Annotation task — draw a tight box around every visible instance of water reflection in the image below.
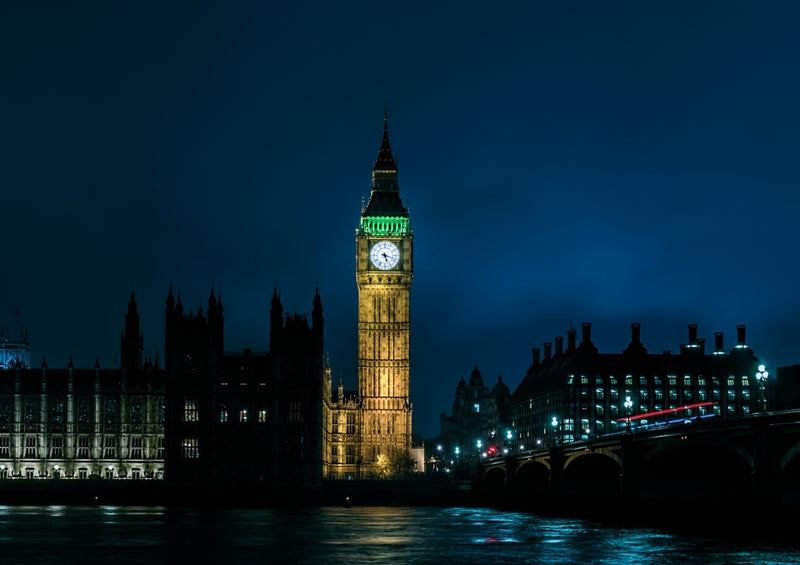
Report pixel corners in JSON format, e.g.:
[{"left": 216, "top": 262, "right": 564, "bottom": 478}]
[{"left": 0, "top": 505, "right": 797, "bottom": 564}]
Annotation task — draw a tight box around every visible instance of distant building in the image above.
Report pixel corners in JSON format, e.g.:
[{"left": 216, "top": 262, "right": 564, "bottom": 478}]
[
  {"left": 510, "top": 323, "right": 768, "bottom": 450},
  {"left": 0, "top": 325, "right": 30, "bottom": 370},
  {"left": 439, "top": 366, "right": 511, "bottom": 460}
]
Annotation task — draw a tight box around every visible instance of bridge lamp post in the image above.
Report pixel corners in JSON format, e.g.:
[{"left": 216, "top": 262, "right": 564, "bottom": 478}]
[
  {"left": 624, "top": 396, "right": 633, "bottom": 431},
  {"left": 756, "top": 364, "right": 769, "bottom": 412},
  {"left": 551, "top": 416, "right": 559, "bottom": 445}
]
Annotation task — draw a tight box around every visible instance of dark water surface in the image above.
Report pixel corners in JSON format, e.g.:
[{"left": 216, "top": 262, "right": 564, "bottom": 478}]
[{"left": 1, "top": 505, "right": 798, "bottom": 564}]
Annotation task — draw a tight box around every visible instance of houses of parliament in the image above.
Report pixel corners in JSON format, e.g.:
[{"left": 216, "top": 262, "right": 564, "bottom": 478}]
[{"left": 0, "top": 117, "right": 414, "bottom": 483}]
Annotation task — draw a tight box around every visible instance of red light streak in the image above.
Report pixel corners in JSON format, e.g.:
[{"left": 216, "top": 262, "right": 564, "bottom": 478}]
[{"left": 616, "top": 401, "right": 717, "bottom": 423}]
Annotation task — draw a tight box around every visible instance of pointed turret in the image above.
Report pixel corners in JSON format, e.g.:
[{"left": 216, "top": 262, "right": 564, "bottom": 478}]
[
  {"left": 363, "top": 111, "right": 409, "bottom": 218},
  {"left": 121, "top": 291, "right": 143, "bottom": 371}
]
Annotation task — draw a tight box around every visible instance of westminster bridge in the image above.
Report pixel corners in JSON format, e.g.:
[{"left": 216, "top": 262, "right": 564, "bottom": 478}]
[{"left": 476, "top": 410, "right": 800, "bottom": 506}]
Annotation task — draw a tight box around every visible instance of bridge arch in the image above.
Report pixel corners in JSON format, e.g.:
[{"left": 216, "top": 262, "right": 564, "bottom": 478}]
[
  {"left": 562, "top": 450, "right": 622, "bottom": 495},
  {"left": 483, "top": 466, "right": 506, "bottom": 489},
  {"left": 514, "top": 459, "right": 550, "bottom": 492},
  {"left": 638, "top": 438, "right": 752, "bottom": 501}
]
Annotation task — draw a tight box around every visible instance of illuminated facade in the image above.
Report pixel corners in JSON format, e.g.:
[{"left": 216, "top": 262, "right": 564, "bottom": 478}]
[
  {"left": 0, "top": 325, "right": 30, "bottom": 370},
  {"left": 510, "top": 323, "right": 768, "bottom": 450},
  {"left": 0, "top": 293, "right": 165, "bottom": 480},
  {"left": 323, "top": 115, "right": 414, "bottom": 478}
]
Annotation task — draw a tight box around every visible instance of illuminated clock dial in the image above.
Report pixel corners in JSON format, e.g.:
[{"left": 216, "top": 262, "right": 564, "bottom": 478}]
[{"left": 370, "top": 241, "right": 400, "bottom": 270}]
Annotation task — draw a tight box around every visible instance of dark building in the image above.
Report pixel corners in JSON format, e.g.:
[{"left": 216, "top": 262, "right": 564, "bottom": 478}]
[
  {"left": 510, "top": 322, "right": 768, "bottom": 450},
  {"left": 164, "top": 285, "right": 324, "bottom": 485}
]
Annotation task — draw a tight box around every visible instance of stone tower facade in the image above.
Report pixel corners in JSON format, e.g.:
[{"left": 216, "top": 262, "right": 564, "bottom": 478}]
[{"left": 354, "top": 114, "right": 413, "bottom": 475}]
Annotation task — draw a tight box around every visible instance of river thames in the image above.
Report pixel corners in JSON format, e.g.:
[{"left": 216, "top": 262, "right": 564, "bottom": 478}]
[{"left": 1, "top": 505, "right": 798, "bottom": 564}]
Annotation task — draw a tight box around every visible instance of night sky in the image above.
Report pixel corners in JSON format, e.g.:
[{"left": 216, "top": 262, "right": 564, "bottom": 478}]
[{"left": 2, "top": 2, "right": 799, "bottom": 438}]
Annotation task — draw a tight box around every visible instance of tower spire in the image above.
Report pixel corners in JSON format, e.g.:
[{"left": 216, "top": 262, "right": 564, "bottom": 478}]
[{"left": 363, "top": 110, "right": 407, "bottom": 217}]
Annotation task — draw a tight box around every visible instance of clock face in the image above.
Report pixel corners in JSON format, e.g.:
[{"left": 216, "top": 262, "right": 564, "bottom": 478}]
[{"left": 370, "top": 241, "right": 400, "bottom": 270}]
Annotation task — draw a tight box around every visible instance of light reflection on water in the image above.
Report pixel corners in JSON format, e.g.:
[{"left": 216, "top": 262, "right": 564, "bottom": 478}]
[{"left": 0, "top": 505, "right": 797, "bottom": 564}]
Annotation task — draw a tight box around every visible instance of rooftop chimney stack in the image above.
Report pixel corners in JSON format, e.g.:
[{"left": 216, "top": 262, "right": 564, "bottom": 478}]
[
  {"left": 582, "top": 322, "right": 592, "bottom": 344},
  {"left": 555, "top": 336, "right": 564, "bottom": 356},
  {"left": 532, "top": 347, "right": 540, "bottom": 366},
  {"left": 714, "top": 332, "right": 724, "bottom": 354},
  {"left": 544, "top": 342, "right": 552, "bottom": 361}
]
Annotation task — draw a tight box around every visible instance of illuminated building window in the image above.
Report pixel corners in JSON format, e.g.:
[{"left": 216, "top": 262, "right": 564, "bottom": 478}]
[
  {"left": 24, "top": 436, "right": 36, "bottom": 458},
  {"left": 158, "top": 401, "right": 166, "bottom": 424},
  {"left": 698, "top": 390, "right": 707, "bottom": 401},
  {"left": 332, "top": 413, "right": 339, "bottom": 434},
  {"left": 654, "top": 377, "right": 662, "bottom": 386},
  {"left": 0, "top": 435, "right": 9, "bottom": 457},
  {"left": 183, "top": 398, "right": 198, "bottom": 422},
  {"left": 684, "top": 389, "right": 692, "bottom": 401},
  {"left": 743, "top": 405, "right": 750, "bottom": 416},
  {"left": 130, "top": 436, "right": 143, "bottom": 459},
  {"left": 728, "top": 390, "right": 736, "bottom": 401},
  {"left": 698, "top": 377, "right": 706, "bottom": 386},
  {"left": 639, "top": 377, "right": 647, "bottom": 386},
  {"left": 727, "top": 377, "right": 736, "bottom": 387},
  {"left": 610, "top": 389, "right": 619, "bottom": 400},
  {"left": 654, "top": 390, "right": 663, "bottom": 401},
  {"left": 105, "top": 468, "right": 114, "bottom": 480},
  {"left": 609, "top": 377, "right": 618, "bottom": 385},
  {"left": 182, "top": 437, "right": 199, "bottom": 459},
  {"left": 78, "top": 436, "right": 90, "bottom": 458},
  {"left": 50, "top": 399, "right": 65, "bottom": 426},
  {"left": 669, "top": 390, "right": 678, "bottom": 401},
  {"left": 580, "top": 390, "right": 588, "bottom": 400},
  {"left": 668, "top": 377, "right": 677, "bottom": 386},
  {"left": 625, "top": 376, "right": 633, "bottom": 386},
  {"left": 346, "top": 413, "right": 356, "bottom": 435},
  {"left": 474, "top": 403, "right": 480, "bottom": 413},
  {"left": 258, "top": 409, "right": 268, "bottom": 423},
  {"left": 78, "top": 468, "right": 88, "bottom": 480},
  {"left": 713, "top": 389, "right": 721, "bottom": 401},
  {"left": 741, "top": 376, "right": 750, "bottom": 387},
  {"left": 580, "top": 376, "right": 589, "bottom": 385},
  {"left": 595, "top": 388, "right": 604, "bottom": 400},
  {"left": 239, "top": 409, "right": 248, "bottom": 423},
  {"left": 157, "top": 437, "right": 165, "bottom": 459},
  {"left": 104, "top": 436, "right": 117, "bottom": 458},
  {"left": 104, "top": 399, "right": 117, "bottom": 431},
  {"left": 595, "top": 404, "right": 604, "bottom": 416},
  {"left": 331, "top": 445, "right": 339, "bottom": 464},
  {"left": 50, "top": 436, "right": 63, "bottom": 458},
  {"left": 654, "top": 404, "right": 662, "bottom": 412},
  {"left": 131, "top": 401, "right": 143, "bottom": 432},
  {"left": 684, "top": 376, "right": 692, "bottom": 386},
  {"left": 131, "top": 468, "right": 141, "bottom": 480},
  {"left": 219, "top": 405, "right": 228, "bottom": 423},
  {"left": 26, "top": 468, "right": 34, "bottom": 479},
  {"left": 728, "top": 405, "right": 736, "bottom": 415},
  {"left": 610, "top": 405, "right": 619, "bottom": 416},
  {"left": 742, "top": 390, "right": 750, "bottom": 401},
  {"left": 640, "top": 389, "right": 648, "bottom": 400},
  {"left": 346, "top": 446, "right": 355, "bottom": 464}
]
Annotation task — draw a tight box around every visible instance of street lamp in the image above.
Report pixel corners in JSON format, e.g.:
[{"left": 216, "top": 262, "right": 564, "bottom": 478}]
[
  {"left": 624, "top": 396, "right": 633, "bottom": 431},
  {"left": 551, "top": 416, "right": 559, "bottom": 445},
  {"left": 756, "top": 364, "right": 769, "bottom": 412}
]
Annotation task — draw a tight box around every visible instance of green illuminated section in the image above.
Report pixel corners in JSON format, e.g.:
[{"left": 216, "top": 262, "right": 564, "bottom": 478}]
[{"left": 359, "top": 216, "right": 411, "bottom": 236}]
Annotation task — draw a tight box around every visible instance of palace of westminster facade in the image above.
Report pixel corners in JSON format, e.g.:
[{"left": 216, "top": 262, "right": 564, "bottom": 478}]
[{"left": 0, "top": 117, "right": 414, "bottom": 482}]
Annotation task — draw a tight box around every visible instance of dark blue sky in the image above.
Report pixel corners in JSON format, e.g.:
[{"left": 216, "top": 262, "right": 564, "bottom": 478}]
[{"left": 2, "top": 2, "right": 799, "bottom": 437}]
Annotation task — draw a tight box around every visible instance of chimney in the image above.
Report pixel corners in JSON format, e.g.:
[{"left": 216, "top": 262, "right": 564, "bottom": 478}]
[
  {"left": 555, "top": 336, "right": 564, "bottom": 356},
  {"left": 688, "top": 324, "right": 698, "bottom": 344},
  {"left": 631, "top": 323, "right": 641, "bottom": 344},
  {"left": 567, "top": 327, "right": 576, "bottom": 351},
  {"left": 532, "top": 348, "right": 540, "bottom": 366},
  {"left": 714, "top": 332, "right": 725, "bottom": 354},
  {"left": 737, "top": 325, "right": 747, "bottom": 347},
  {"left": 582, "top": 322, "right": 592, "bottom": 344},
  {"left": 544, "top": 342, "right": 552, "bottom": 361}
]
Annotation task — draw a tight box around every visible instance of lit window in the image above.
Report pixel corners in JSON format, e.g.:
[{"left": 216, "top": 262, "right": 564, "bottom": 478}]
[
  {"left": 258, "top": 409, "right": 268, "bottom": 423},
  {"left": 239, "top": 409, "right": 248, "bottom": 423},
  {"left": 183, "top": 398, "right": 198, "bottom": 422},
  {"left": 130, "top": 436, "right": 143, "bottom": 459},
  {"left": 24, "top": 436, "right": 36, "bottom": 458},
  {"left": 0, "top": 435, "right": 9, "bottom": 457},
  {"left": 50, "top": 436, "right": 63, "bottom": 458},
  {"left": 104, "top": 436, "right": 117, "bottom": 458},
  {"left": 78, "top": 436, "right": 90, "bottom": 458},
  {"left": 182, "top": 437, "right": 199, "bottom": 458},
  {"left": 219, "top": 406, "right": 228, "bottom": 423},
  {"left": 474, "top": 403, "right": 480, "bottom": 413}
]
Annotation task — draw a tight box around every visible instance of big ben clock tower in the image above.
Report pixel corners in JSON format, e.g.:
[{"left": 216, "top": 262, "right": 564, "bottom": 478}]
[{"left": 356, "top": 113, "right": 413, "bottom": 475}]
